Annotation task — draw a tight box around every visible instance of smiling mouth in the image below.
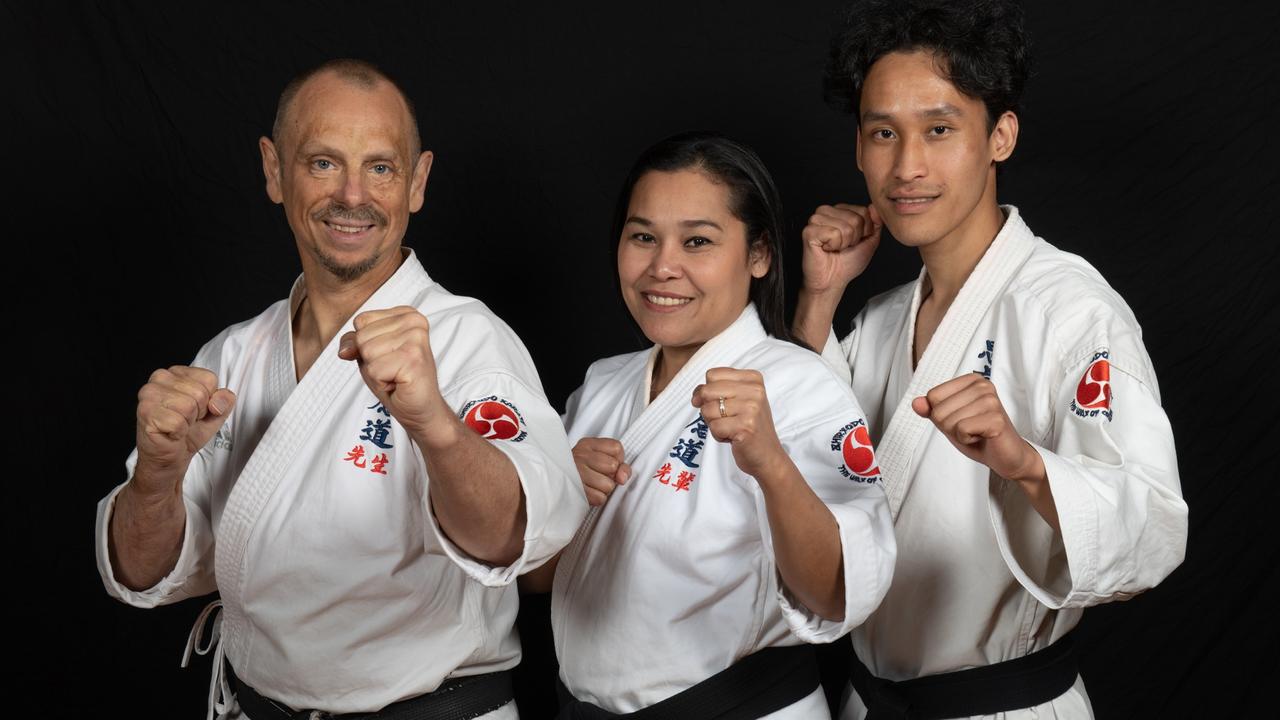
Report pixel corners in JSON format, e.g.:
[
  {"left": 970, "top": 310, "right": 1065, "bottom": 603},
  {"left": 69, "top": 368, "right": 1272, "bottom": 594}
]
[
  {"left": 325, "top": 221, "right": 374, "bottom": 234},
  {"left": 643, "top": 293, "right": 692, "bottom": 307}
]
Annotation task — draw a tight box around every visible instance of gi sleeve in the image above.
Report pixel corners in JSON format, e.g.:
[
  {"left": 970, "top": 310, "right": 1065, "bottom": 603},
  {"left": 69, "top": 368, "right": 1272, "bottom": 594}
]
[
  {"left": 424, "top": 369, "right": 588, "bottom": 588},
  {"left": 94, "top": 333, "right": 230, "bottom": 608},
  {"left": 94, "top": 450, "right": 219, "bottom": 607},
  {"left": 990, "top": 341, "right": 1188, "bottom": 609},
  {"left": 756, "top": 374, "right": 896, "bottom": 642},
  {"left": 819, "top": 318, "right": 861, "bottom": 387}
]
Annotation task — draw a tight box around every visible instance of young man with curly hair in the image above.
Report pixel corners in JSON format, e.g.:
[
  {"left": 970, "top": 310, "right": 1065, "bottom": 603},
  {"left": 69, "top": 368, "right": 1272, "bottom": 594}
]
[{"left": 793, "top": 2, "right": 1188, "bottom": 717}]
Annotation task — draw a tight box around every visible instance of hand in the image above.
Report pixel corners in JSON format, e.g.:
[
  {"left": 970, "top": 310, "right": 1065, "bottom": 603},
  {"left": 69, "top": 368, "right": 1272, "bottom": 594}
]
[
  {"left": 912, "top": 374, "right": 1044, "bottom": 483},
  {"left": 692, "top": 367, "right": 788, "bottom": 482},
  {"left": 572, "top": 437, "right": 630, "bottom": 507},
  {"left": 134, "top": 366, "right": 236, "bottom": 495},
  {"left": 800, "top": 203, "right": 882, "bottom": 295},
  {"left": 338, "top": 306, "right": 450, "bottom": 443}
]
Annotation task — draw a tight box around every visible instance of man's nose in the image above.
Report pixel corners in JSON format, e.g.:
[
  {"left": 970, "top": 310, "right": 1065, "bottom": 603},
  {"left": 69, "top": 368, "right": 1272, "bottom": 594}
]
[
  {"left": 336, "top": 168, "right": 370, "bottom": 207},
  {"left": 893, "top": 136, "right": 928, "bottom": 182}
]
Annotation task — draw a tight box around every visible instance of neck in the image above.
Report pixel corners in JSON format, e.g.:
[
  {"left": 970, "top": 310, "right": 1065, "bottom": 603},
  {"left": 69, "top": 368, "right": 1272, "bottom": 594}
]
[
  {"left": 652, "top": 344, "right": 698, "bottom": 399},
  {"left": 919, "top": 185, "right": 1005, "bottom": 306},
  {"left": 294, "top": 249, "right": 405, "bottom": 350}
]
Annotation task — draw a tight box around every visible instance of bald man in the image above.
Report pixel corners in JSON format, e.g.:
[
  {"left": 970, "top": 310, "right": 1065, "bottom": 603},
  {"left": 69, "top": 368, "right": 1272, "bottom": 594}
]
[{"left": 95, "top": 59, "right": 587, "bottom": 720}]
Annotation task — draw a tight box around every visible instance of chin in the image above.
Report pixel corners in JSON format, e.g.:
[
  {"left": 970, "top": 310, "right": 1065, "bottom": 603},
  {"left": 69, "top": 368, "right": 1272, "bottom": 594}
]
[{"left": 315, "top": 246, "right": 383, "bottom": 282}]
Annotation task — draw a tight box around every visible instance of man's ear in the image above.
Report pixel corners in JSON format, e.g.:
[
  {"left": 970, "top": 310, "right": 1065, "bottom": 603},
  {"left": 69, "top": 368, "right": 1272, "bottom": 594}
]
[
  {"left": 855, "top": 123, "right": 864, "bottom": 172},
  {"left": 260, "top": 136, "right": 284, "bottom": 205},
  {"left": 990, "top": 111, "right": 1019, "bottom": 163},
  {"left": 409, "top": 150, "right": 434, "bottom": 214}
]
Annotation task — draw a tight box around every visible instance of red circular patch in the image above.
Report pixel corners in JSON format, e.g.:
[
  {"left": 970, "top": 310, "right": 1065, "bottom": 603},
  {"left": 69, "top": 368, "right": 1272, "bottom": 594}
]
[
  {"left": 1075, "top": 359, "right": 1112, "bottom": 410},
  {"left": 842, "top": 426, "right": 880, "bottom": 477},
  {"left": 464, "top": 401, "right": 521, "bottom": 440}
]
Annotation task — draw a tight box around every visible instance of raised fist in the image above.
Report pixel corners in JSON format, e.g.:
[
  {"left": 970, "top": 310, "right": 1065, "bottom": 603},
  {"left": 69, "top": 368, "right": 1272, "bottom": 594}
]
[{"left": 134, "top": 366, "right": 235, "bottom": 494}]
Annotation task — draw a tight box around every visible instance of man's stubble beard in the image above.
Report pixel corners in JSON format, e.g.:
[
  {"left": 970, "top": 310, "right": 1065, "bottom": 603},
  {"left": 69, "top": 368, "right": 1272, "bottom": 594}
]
[{"left": 312, "top": 243, "right": 383, "bottom": 282}]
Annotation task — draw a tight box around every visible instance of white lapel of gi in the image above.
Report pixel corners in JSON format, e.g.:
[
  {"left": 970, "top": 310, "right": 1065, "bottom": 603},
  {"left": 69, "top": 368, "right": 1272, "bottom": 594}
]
[
  {"left": 876, "top": 207, "right": 1037, "bottom": 521},
  {"left": 213, "top": 251, "right": 434, "bottom": 660}
]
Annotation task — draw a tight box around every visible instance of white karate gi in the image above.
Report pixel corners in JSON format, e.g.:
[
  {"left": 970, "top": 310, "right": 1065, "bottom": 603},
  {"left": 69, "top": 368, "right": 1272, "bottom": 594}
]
[
  {"left": 821, "top": 208, "right": 1188, "bottom": 719},
  {"left": 553, "top": 305, "right": 897, "bottom": 718},
  {"left": 94, "top": 250, "right": 587, "bottom": 718}
]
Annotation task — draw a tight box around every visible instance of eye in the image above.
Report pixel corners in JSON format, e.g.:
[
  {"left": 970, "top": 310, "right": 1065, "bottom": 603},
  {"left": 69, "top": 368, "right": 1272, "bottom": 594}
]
[
  {"left": 929, "top": 125, "right": 951, "bottom": 136},
  {"left": 873, "top": 128, "right": 895, "bottom": 140},
  {"left": 313, "top": 159, "right": 334, "bottom": 170},
  {"left": 371, "top": 164, "right": 392, "bottom": 175},
  {"left": 630, "top": 232, "right": 656, "bottom": 243},
  {"left": 685, "top": 236, "right": 712, "bottom": 248}
]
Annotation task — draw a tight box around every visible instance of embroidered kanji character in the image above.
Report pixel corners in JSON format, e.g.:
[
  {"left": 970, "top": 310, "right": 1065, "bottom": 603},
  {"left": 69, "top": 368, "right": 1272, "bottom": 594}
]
[
  {"left": 360, "top": 418, "right": 395, "bottom": 449},
  {"left": 653, "top": 462, "right": 673, "bottom": 485},
  {"left": 669, "top": 438, "right": 704, "bottom": 468},
  {"left": 342, "top": 445, "right": 367, "bottom": 468},
  {"left": 674, "top": 470, "right": 695, "bottom": 492},
  {"left": 370, "top": 453, "right": 390, "bottom": 475},
  {"left": 685, "top": 416, "right": 710, "bottom": 440},
  {"left": 367, "top": 402, "right": 391, "bottom": 416}
]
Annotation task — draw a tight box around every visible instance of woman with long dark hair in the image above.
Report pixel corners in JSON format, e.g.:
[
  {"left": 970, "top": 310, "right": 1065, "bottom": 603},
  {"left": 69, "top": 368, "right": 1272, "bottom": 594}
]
[{"left": 525, "top": 132, "right": 896, "bottom": 718}]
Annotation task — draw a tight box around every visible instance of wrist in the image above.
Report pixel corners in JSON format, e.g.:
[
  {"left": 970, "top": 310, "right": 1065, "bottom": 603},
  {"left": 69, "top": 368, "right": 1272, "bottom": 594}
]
[
  {"left": 751, "top": 449, "right": 798, "bottom": 494},
  {"left": 1006, "top": 441, "right": 1047, "bottom": 485},
  {"left": 127, "top": 461, "right": 186, "bottom": 504},
  {"left": 411, "top": 403, "right": 467, "bottom": 452},
  {"left": 797, "top": 286, "right": 845, "bottom": 310}
]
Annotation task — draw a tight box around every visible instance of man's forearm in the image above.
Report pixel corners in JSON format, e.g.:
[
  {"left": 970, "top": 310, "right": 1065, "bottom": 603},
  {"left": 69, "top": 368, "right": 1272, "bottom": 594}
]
[
  {"left": 793, "top": 289, "right": 844, "bottom": 351},
  {"left": 418, "top": 417, "right": 527, "bottom": 566},
  {"left": 108, "top": 477, "right": 187, "bottom": 591}
]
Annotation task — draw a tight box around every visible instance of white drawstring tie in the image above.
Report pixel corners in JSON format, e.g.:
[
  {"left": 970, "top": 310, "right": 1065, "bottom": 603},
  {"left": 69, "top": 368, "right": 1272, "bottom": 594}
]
[{"left": 181, "top": 600, "right": 233, "bottom": 720}]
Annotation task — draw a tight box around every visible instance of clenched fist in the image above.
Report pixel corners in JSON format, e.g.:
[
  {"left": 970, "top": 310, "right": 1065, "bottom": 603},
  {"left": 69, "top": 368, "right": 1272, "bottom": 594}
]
[
  {"left": 572, "top": 437, "right": 631, "bottom": 507},
  {"left": 801, "top": 203, "right": 882, "bottom": 295},
  {"left": 134, "top": 366, "right": 236, "bottom": 494},
  {"left": 912, "top": 374, "right": 1044, "bottom": 483},
  {"left": 691, "top": 367, "right": 788, "bottom": 482},
  {"left": 338, "top": 306, "right": 451, "bottom": 444}
]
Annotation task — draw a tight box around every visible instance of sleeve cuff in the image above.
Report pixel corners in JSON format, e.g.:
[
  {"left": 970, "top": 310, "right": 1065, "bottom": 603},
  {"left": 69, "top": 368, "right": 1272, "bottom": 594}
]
[
  {"left": 776, "top": 497, "right": 897, "bottom": 643},
  {"left": 988, "top": 442, "right": 1100, "bottom": 609},
  {"left": 424, "top": 440, "right": 585, "bottom": 588},
  {"left": 819, "top": 328, "right": 853, "bottom": 385},
  {"left": 95, "top": 482, "right": 205, "bottom": 608}
]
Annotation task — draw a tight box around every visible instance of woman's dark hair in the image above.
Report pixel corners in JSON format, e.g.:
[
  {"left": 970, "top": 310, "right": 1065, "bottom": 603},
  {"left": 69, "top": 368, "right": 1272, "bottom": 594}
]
[
  {"left": 611, "top": 131, "right": 803, "bottom": 347},
  {"left": 824, "top": 0, "right": 1030, "bottom": 129}
]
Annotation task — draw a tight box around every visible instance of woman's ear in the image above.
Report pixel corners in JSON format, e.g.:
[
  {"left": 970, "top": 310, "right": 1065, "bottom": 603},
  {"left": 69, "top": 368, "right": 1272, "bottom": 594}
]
[{"left": 749, "top": 237, "right": 772, "bottom": 279}]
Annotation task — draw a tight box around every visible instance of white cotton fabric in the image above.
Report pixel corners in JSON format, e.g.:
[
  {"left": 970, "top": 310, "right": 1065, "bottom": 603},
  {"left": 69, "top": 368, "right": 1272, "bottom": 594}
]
[
  {"left": 822, "top": 207, "right": 1187, "bottom": 719},
  {"left": 554, "top": 305, "right": 897, "bottom": 717},
  {"left": 95, "top": 250, "right": 587, "bottom": 715}
]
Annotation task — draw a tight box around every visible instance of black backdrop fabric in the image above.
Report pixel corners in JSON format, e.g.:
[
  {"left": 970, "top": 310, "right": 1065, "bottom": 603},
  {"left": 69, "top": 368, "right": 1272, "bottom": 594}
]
[{"left": 8, "top": 1, "right": 1276, "bottom": 717}]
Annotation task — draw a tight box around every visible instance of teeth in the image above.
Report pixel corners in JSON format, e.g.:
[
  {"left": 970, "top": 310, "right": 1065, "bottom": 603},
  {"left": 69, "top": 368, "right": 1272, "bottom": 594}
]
[
  {"left": 329, "top": 224, "right": 370, "bottom": 234},
  {"left": 645, "top": 294, "right": 691, "bottom": 307},
  {"left": 896, "top": 198, "right": 933, "bottom": 204}
]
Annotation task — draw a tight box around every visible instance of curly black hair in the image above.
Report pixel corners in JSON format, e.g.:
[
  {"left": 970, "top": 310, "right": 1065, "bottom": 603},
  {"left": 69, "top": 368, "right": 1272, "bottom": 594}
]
[{"left": 824, "top": 0, "right": 1030, "bottom": 128}]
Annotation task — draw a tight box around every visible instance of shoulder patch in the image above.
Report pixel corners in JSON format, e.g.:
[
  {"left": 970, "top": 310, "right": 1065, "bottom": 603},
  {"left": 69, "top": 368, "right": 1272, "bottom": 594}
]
[
  {"left": 460, "top": 396, "right": 528, "bottom": 442},
  {"left": 831, "top": 419, "right": 881, "bottom": 483},
  {"left": 1070, "top": 351, "right": 1114, "bottom": 421}
]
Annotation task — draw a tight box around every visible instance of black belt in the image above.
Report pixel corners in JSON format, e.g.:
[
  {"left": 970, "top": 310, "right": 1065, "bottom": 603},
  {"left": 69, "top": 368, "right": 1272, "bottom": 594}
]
[
  {"left": 229, "top": 664, "right": 513, "bottom": 720},
  {"left": 556, "top": 644, "right": 819, "bottom": 720},
  {"left": 849, "top": 634, "right": 1079, "bottom": 720}
]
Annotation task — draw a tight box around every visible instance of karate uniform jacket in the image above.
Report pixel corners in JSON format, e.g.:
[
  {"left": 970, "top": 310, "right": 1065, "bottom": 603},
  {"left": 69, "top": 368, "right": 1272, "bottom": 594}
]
[
  {"left": 95, "top": 250, "right": 587, "bottom": 716},
  {"left": 822, "top": 207, "right": 1188, "bottom": 719},
  {"left": 554, "top": 305, "right": 897, "bottom": 718}
]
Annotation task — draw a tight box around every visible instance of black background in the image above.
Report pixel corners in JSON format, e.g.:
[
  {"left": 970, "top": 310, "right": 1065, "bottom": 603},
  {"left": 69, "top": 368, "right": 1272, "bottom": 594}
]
[{"left": 9, "top": 1, "right": 1277, "bottom": 717}]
